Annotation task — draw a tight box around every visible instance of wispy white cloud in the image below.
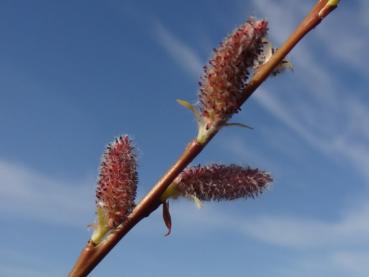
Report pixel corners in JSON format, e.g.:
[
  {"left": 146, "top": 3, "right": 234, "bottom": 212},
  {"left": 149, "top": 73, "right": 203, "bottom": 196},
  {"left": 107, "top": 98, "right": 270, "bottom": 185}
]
[
  {"left": 152, "top": 21, "right": 203, "bottom": 78},
  {"left": 0, "top": 160, "right": 94, "bottom": 227},
  {"left": 331, "top": 250, "right": 369, "bottom": 276},
  {"left": 254, "top": 89, "right": 329, "bottom": 151},
  {"left": 253, "top": 88, "right": 369, "bottom": 183},
  {"left": 272, "top": 250, "right": 369, "bottom": 277},
  {"left": 239, "top": 205, "right": 369, "bottom": 249},
  {"left": 168, "top": 197, "right": 369, "bottom": 277},
  {"left": 167, "top": 198, "right": 369, "bottom": 250},
  {"left": 250, "top": 0, "right": 310, "bottom": 43},
  {"left": 331, "top": 100, "right": 369, "bottom": 181},
  {"left": 317, "top": 3, "right": 369, "bottom": 72}
]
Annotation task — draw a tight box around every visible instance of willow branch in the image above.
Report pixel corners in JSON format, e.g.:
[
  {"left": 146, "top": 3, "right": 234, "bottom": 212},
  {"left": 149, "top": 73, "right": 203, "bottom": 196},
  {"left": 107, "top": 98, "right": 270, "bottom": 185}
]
[{"left": 68, "top": 1, "right": 339, "bottom": 276}]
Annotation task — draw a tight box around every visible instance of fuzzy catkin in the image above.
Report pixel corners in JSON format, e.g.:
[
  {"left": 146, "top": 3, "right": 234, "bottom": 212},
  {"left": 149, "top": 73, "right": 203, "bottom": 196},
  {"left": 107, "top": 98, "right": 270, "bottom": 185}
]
[
  {"left": 174, "top": 164, "right": 272, "bottom": 201},
  {"left": 96, "top": 136, "right": 137, "bottom": 228},
  {"left": 199, "top": 18, "right": 268, "bottom": 126}
]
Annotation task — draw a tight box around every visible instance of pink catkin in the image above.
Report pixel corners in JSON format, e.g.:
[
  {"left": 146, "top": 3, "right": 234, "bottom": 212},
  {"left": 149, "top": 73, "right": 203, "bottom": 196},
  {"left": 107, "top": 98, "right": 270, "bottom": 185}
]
[
  {"left": 199, "top": 18, "right": 268, "bottom": 126},
  {"left": 96, "top": 136, "right": 137, "bottom": 228},
  {"left": 174, "top": 164, "right": 272, "bottom": 201}
]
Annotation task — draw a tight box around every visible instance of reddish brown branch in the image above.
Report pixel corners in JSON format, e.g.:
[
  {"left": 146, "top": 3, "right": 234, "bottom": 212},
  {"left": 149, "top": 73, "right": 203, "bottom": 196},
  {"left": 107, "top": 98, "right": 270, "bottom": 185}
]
[{"left": 68, "top": 1, "right": 338, "bottom": 276}]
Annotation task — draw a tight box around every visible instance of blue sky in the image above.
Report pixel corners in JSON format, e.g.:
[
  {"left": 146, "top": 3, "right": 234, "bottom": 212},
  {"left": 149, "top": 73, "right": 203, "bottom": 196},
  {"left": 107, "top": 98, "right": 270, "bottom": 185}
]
[{"left": 1, "top": 0, "right": 369, "bottom": 276}]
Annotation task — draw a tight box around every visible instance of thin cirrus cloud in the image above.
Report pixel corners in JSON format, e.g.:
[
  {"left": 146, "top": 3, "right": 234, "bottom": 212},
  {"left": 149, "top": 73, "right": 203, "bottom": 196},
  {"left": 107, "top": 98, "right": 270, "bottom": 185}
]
[
  {"left": 275, "top": 250, "right": 369, "bottom": 277},
  {"left": 331, "top": 251, "right": 369, "bottom": 276},
  {"left": 250, "top": 0, "right": 311, "bottom": 43},
  {"left": 239, "top": 88, "right": 369, "bottom": 184},
  {"left": 152, "top": 20, "right": 203, "bottom": 79},
  {"left": 239, "top": 206, "right": 369, "bottom": 249},
  {"left": 316, "top": 2, "right": 369, "bottom": 72},
  {"left": 170, "top": 199, "right": 369, "bottom": 249},
  {"left": 0, "top": 159, "right": 94, "bottom": 227},
  {"left": 168, "top": 201, "right": 369, "bottom": 276}
]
